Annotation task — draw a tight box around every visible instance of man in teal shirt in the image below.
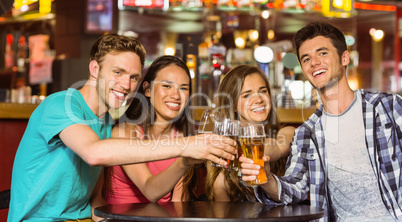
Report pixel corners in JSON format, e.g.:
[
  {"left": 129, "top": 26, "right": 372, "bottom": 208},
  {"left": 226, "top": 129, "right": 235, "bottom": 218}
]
[{"left": 8, "top": 34, "right": 236, "bottom": 221}]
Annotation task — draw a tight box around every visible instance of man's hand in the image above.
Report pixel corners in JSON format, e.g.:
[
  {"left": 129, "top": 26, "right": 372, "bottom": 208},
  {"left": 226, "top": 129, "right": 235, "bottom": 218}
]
[
  {"left": 240, "top": 155, "right": 280, "bottom": 202},
  {"left": 181, "top": 133, "right": 236, "bottom": 167}
]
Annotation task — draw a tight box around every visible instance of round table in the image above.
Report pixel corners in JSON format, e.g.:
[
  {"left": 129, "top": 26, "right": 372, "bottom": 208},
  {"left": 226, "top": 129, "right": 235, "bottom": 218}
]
[{"left": 95, "top": 201, "right": 325, "bottom": 221}]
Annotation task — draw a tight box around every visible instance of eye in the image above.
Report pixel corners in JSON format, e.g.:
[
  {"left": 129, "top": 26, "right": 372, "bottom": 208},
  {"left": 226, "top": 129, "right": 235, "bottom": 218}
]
[
  {"left": 114, "top": 71, "right": 121, "bottom": 75},
  {"left": 320, "top": 51, "right": 328, "bottom": 56},
  {"left": 260, "top": 89, "right": 268, "bottom": 94},
  {"left": 302, "top": 58, "right": 310, "bottom": 64},
  {"left": 180, "top": 87, "right": 189, "bottom": 91},
  {"left": 243, "top": 94, "right": 251, "bottom": 98},
  {"left": 162, "top": 84, "right": 171, "bottom": 89},
  {"left": 130, "top": 75, "right": 140, "bottom": 82}
]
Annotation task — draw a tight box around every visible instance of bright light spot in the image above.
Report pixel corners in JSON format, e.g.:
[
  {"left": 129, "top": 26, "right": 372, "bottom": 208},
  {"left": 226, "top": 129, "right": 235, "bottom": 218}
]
[
  {"left": 20, "top": 5, "right": 29, "bottom": 12},
  {"left": 348, "top": 77, "right": 358, "bottom": 90},
  {"left": 254, "top": 46, "right": 274, "bottom": 63},
  {"left": 190, "top": 70, "right": 195, "bottom": 79},
  {"left": 165, "top": 47, "right": 175, "bottom": 55},
  {"left": 235, "top": 37, "right": 245, "bottom": 48},
  {"left": 250, "top": 30, "right": 259, "bottom": 41},
  {"left": 333, "top": 0, "right": 343, "bottom": 8},
  {"left": 289, "top": 80, "right": 304, "bottom": 100},
  {"left": 261, "top": 10, "right": 270, "bottom": 19},
  {"left": 267, "top": 30, "right": 275, "bottom": 40},
  {"left": 373, "top": 29, "right": 384, "bottom": 41},
  {"left": 369, "top": 28, "right": 376, "bottom": 36}
]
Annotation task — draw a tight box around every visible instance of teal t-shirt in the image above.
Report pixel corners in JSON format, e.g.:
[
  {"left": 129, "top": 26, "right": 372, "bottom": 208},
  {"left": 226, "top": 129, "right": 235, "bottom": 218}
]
[{"left": 8, "top": 88, "right": 113, "bottom": 222}]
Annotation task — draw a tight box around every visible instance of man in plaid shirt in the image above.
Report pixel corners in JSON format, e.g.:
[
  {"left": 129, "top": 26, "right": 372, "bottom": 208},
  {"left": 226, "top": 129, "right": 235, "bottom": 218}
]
[{"left": 240, "top": 22, "right": 402, "bottom": 221}]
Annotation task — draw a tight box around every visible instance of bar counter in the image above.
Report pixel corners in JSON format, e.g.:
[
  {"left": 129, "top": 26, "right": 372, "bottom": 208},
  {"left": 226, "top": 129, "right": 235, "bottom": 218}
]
[
  {"left": 0, "top": 102, "right": 39, "bottom": 119},
  {"left": 192, "top": 106, "right": 317, "bottom": 125},
  {"left": 0, "top": 103, "right": 317, "bottom": 124}
]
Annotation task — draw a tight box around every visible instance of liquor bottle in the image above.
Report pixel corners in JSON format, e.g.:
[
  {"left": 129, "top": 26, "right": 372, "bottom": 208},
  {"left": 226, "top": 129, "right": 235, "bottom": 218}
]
[
  {"left": 198, "top": 35, "right": 211, "bottom": 106},
  {"left": 4, "top": 34, "right": 15, "bottom": 69},
  {"left": 209, "top": 34, "right": 226, "bottom": 98},
  {"left": 17, "top": 35, "right": 28, "bottom": 73}
]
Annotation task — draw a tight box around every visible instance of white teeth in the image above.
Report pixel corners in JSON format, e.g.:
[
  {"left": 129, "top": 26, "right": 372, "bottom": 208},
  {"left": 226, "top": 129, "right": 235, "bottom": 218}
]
[
  {"left": 166, "top": 102, "right": 179, "bottom": 107},
  {"left": 313, "top": 70, "right": 325, "bottom": 77},
  {"left": 112, "top": 90, "right": 124, "bottom": 97},
  {"left": 252, "top": 107, "right": 265, "bottom": 112}
]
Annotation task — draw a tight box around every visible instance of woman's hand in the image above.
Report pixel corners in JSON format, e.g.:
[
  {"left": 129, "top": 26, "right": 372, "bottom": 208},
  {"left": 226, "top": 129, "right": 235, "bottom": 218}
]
[{"left": 181, "top": 134, "right": 236, "bottom": 167}]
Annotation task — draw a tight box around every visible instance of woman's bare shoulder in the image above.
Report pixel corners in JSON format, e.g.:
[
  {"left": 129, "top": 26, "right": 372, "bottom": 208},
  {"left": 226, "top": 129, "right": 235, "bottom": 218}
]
[{"left": 112, "top": 122, "right": 143, "bottom": 139}]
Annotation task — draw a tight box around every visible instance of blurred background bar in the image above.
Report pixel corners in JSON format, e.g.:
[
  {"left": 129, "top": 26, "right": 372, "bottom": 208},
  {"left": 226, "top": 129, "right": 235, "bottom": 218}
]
[{"left": 1, "top": 0, "right": 402, "bottom": 219}]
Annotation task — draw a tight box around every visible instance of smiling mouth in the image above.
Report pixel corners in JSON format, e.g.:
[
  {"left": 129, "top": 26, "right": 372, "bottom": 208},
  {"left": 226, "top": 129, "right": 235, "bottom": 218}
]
[
  {"left": 251, "top": 106, "right": 265, "bottom": 112},
  {"left": 166, "top": 102, "right": 180, "bottom": 110},
  {"left": 313, "top": 69, "right": 326, "bottom": 77},
  {"left": 112, "top": 90, "right": 126, "bottom": 100}
]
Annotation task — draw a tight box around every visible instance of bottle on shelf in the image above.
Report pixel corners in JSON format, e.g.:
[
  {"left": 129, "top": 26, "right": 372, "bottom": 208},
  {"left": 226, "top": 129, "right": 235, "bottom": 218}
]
[
  {"left": 4, "top": 33, "right": 15, "bottom": 70},
  {"left": 17, "top": 35, "right": 28, "bottom": 73},
  {"left": 209, "top": 34, "right": 226, "bottom": 100},
  {"left": 198, "top": 35, "right": 212, "bottom": 106}
]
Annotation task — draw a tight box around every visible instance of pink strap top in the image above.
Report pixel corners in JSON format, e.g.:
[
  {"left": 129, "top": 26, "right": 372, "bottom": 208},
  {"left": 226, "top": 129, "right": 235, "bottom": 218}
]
[{"left": 105, "top": 126, "right": 178, "bottom": 204}]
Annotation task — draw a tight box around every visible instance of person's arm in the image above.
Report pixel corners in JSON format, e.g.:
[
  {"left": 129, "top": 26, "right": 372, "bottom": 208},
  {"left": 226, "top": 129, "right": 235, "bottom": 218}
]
[
  {"left": 122, "top": 157, "right": 199, "bottom": 202},
  {"left": 59, "top": 123, "right": 236, "bottom": 167},
  {"left": 90, "top": 169, "right": 106, "bottom": 222},
  {"left": 112, "top": 124, "right": 203, "bottom": 202},
  {"left": 264, "top": 126, "right": 295, "bottom": 162}
]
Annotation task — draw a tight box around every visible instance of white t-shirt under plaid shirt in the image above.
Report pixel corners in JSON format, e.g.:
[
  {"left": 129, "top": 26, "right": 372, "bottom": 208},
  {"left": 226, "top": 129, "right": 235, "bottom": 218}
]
[{"left": 323, "top": 92, "right": 394, "bottom": 221}]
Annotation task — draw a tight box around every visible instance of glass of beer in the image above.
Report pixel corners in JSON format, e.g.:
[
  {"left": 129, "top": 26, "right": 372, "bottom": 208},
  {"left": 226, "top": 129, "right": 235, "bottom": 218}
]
[
  {"left": 198, "top": 109, "right": 224, "bottom": 134},
  {"left": 239, "top": 123, "right": 267, "bottom": 185},
  {"left": 211, "top": 118, "right": 240, "bottom": 170}
]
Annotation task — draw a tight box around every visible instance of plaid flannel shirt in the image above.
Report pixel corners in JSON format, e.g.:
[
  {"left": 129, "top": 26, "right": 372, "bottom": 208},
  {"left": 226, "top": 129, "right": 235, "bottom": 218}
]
[{"left": 256, "top": 90, "right": 402, "bottom": 221}]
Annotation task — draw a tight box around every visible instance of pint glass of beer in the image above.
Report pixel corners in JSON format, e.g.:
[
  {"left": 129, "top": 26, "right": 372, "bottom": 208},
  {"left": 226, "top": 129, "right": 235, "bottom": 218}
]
[
  {"left": 239, "top": 123, "right": 267, "bottom": 185},
  {"left": 211, "top": 118, "right": 240, "bottom": 171}
]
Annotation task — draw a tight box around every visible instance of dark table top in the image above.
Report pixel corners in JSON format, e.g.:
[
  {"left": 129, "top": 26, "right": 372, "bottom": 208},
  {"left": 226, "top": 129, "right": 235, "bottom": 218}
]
[{"left": 95, "top": 201, "right": 325, "bottom": 222}]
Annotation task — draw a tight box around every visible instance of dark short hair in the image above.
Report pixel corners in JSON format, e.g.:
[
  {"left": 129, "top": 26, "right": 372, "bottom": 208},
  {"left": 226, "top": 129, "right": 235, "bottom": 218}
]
[{"left": 293, "top": 22, "right": 347, "bottom": 63}]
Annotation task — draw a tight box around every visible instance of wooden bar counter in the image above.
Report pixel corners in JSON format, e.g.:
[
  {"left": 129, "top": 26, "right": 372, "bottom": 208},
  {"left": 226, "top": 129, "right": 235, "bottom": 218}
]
[
  {"left": 0, "top": 102, "right": 39, "bottom": 119},
  {"left": 192, "top": 106, "right": 317, "bottom": 125}
]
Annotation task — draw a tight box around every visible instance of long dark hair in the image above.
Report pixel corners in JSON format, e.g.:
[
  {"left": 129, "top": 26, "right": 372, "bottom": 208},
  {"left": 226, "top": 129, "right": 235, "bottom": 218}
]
[
  {"left": 124, "top": 55, "right": 194, "bottom": 137},
  {"left": 103, "top": 55, "right": 200, "bottom": 201},
  {"left": 206, "top": 64, "right": 284, "bottom": 201}
]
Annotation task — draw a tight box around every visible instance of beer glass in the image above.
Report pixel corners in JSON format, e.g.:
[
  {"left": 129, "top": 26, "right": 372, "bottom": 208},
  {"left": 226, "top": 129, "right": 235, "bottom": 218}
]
[
  {"left": 211, "top": 118, "right": 240, "bottom": 171},
  {"left": 239, "top": 123, "right": 267, "bottom": 185},
  {"left": 197, "top": 109, "right": 224, "bottom": 134}
]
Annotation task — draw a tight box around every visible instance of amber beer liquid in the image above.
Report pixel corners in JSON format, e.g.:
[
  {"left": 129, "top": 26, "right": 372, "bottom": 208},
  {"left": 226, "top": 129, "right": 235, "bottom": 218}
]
[
  {"left": 229, "top": 135, "right": 241, "bottom": 171},
  {"left": 240, "top": 136, "right": 267, "bottom": 185}
]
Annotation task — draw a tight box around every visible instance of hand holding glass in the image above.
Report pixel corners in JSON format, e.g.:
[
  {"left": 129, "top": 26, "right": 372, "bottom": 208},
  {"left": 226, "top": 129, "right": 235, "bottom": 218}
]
[
  {"left": 239, "top": 123, "right": 267, "bottom": 185},
  {"left": 211, "top": 118, "right": 240, "bottom": 171}
]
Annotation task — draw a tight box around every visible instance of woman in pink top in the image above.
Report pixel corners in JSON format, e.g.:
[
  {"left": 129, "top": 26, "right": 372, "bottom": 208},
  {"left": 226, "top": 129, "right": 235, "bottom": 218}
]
[{"left": 91, "top": 56, "right": 204, "bottom": 220}]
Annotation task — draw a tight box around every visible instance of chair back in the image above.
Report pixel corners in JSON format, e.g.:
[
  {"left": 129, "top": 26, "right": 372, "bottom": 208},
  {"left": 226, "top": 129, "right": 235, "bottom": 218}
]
[{"left": 0, "top": 189, "right": 10, "bottom": 209}]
